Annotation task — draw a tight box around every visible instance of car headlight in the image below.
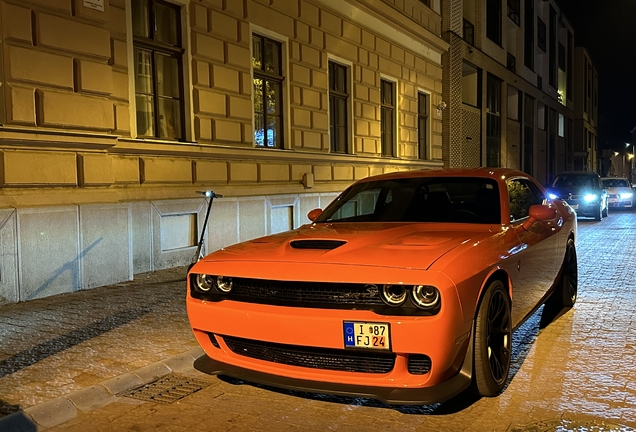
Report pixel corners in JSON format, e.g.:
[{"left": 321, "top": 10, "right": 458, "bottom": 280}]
[
  {"left": 215, "top": 276, "right": 233, "bottom": 293},
  {"left": 621, "top": 192, "right": 633, "bottom": 199},
  {"left": 194, "top": 274, "right": 214, "bottom": 292},
  {"left": 548, "top": 193, "right": 558, "bottom": 200},
  {"left": 583, "top": 194, "right": 597, "bottom": 202},
  {"left": 411, "top": 285, "right": 440, "bottom": 309},
  {"left": 380, "top": 284, "right": 408, "bottom": 306}
]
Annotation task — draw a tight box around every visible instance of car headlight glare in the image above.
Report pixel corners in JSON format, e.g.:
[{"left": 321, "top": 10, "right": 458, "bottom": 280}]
[
  {"left": 548, "top": 193, "right": 558, "bottom": 200},
  {"left": 215, "top": 276, "right": 233, "bottom": 293},
  {"left": 621, "top": 192, "right": 633, "bottom": 199},
  {"left": 583, "top": 194, "right": 597, "bottom": 202},
  {"left": 195, "top": 274, "right": 214, "bottom": 292},
  {"left": 381, "top": 284, "right": 407, "bottom": 306},
  {"left": 411, "top": 285, "right": 440, "bottom": 309}
]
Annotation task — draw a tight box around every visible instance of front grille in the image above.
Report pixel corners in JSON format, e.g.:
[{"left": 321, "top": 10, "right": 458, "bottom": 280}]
[
  {"left": 222, "top": 335, "right": 396, "bottom": 374},
  {"left": 290, "top": 240, "right": 346, "bottom": 250},
  {"left": 407, "top": 354, "right": 432, "bottom": 375},
  {"left": 208, "top": 333, "right": 220, "bottom": 348},
  {"left": 221, "top": 278, "right": 384, "bottom": 306}
]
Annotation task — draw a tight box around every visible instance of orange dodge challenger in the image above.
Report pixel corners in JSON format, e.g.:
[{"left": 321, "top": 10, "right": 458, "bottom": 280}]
[{"left": 187, "top": 168, "right": 577, "bottom": 404}]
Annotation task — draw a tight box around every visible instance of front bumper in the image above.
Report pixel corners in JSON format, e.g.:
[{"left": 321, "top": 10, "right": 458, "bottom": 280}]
[
  {"left": 193, "top": 340, "right": 473, "bottom": 405},
  {"left": 565, "top": 199, "right": 600, "bottom": 216},
  {"left": 186, "top": 270, "right": 473, "bottom": 404}
]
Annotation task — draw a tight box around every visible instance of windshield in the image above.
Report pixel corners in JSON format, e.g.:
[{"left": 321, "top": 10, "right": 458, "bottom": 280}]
[
  {"left": 552, "top": 174, "right": 597, "bottom": 189},
  {"left": 316, "top": 177, "right": 501, "bottom": 224},
  {"left": 602, "top": 179, "right": 629, "bottom": 188}
]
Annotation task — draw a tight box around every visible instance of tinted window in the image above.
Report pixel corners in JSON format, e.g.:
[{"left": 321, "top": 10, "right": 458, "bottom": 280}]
[
  {"left": 317, "top": 177, "right": 501, "bottom": 224},
  {"left": 552, "top": 174, "right": 598, "bottom": 189},
  {"left": 602, "top": 179, "right": 629, "bottom": 188},
  {"left": 507, "top": 178, "right": 545, "bottom": 221}
]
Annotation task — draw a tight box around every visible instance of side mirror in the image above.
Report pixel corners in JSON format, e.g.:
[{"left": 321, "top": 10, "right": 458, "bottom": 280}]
[
  {"left": 522, "top": 204, "right": 557, "bottom": 230},
  {"left": 307, "top": 208, "right": 323, "bottom": 222}
]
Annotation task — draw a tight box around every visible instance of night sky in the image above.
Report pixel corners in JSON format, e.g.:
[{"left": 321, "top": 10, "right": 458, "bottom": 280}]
[{"left": 556, "top": 0, "right": 636, "bottom": 151}]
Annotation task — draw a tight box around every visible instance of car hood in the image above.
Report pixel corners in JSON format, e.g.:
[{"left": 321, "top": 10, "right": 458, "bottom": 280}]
[{"left": 203, "top": 222, "right": 495, "bottom": 271}]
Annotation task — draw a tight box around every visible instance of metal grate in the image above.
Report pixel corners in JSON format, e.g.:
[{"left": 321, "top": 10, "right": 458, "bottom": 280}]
[
  {"left": 290, "top": 240, "right": 347, "bottom": 250},
  {"left": 120, "top": 373, "right": 211, "bottom": 404},
  {"left": 407, "top": 354, "right": 432, "bottom": 375},
  {"left": 223, "top": 335, "right": 396, "bottom": 374},
  {"left": 221, "top": 278, "right": 384, "bottom": 306}
]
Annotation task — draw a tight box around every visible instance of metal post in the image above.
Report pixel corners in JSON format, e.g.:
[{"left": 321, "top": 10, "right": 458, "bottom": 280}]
[{"left": 193, "top": 190, "right": 223, "bottom": 264}]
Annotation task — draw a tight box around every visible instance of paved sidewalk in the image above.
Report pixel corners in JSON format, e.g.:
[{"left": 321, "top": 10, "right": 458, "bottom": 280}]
[{"left": 0, "top": 265, "right": 201, "bottom": 428}]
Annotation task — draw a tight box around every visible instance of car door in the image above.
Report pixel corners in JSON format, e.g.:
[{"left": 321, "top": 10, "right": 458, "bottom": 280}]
[{"left": 507, "top": 178, "right": 561, "bottom": 324}]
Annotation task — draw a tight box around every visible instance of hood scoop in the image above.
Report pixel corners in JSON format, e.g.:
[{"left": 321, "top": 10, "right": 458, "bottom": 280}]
[{"left": 290, "top": 240, "right": 346, "bottom": 250}]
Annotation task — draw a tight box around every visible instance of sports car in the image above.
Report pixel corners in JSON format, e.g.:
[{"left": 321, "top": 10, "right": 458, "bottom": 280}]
[{"left": 187, "top": 168, "right": 577, "bottom": 404}]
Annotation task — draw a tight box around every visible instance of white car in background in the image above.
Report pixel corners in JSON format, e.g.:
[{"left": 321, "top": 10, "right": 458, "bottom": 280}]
[{"left": 601, "top": 177, "right": 634, "bottom": 209}]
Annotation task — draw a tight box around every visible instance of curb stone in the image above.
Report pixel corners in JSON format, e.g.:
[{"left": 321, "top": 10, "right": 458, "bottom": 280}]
[{"left": 0, "top": 347, "right": 205, "bottom": 430}]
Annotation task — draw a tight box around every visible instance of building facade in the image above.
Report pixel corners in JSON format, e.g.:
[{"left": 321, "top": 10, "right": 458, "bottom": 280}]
[
  {"left": 0, "top": 0, "right": 448, "bottom": 303},
  {"left": 441, "top": 0, "right": 595, "bottom": 185}
]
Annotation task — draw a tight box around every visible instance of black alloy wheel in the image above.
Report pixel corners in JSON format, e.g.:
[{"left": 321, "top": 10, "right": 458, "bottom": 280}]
[
  {"left": 473, "top": 280, "right": 512, "bottom": 397},
  {"left": 553, "top": 239, "right": 578, "bottom": 308},
  {"left": 594, "top": 203, "right": 602, "bottom": 221}
]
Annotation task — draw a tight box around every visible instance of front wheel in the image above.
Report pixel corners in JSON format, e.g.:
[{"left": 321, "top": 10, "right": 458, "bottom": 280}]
[
  {"left": 602, "top": 200, "right": 608, "bottom": 217},
  {"left": 473, "top": 280, "right": 512, "bottom": 397},
  {"left": 594, "top": 203, "right": 602, "bottom": 221},
  {"left": 549, "top": 239, "right": 578, "bottom": 308}
]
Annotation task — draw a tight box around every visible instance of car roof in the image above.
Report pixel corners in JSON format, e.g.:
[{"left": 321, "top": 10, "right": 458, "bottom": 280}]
[
  {"left": 556, "top": 172, "right": 599, "bottom": 177},
  {"left": 601, "top": 176, "right": 629, "bottom": 180},
  {"left": 356, "top": 167, "right": 530, "bottom": 183}
]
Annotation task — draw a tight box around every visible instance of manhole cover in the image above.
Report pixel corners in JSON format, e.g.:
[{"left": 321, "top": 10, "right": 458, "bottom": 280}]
[
  {"left": 511, "top": 419, "right": 636, "bottom": 432},
  {"left": 120, "top": 373, "right": 211, "bottom": 404}
]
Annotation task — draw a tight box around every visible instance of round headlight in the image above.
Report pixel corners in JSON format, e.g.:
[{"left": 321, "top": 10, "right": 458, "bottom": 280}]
[
  {"left": 411, "top": 285, "right": 440, "bottom": 309},
  {"left": 215, "top": 276, "right": 233, "bottom": 293},
  {"left": 195, "top": 274, "right": 214, "bottom": 292},
  {"left": 381, "top": 284, "right": 407, "bottom": 306}
]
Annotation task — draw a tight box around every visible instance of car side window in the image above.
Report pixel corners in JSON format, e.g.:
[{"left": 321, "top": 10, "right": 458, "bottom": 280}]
[{"left": 507, "top": 179, "right": 545, "bottom": 222}]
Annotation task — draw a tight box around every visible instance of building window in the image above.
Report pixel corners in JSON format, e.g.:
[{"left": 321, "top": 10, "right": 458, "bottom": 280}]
[
  {"left": 418, "top": 0, "right": 431, "bottom": 6},
  {"left": 486, "top": 74, "right": 502, "bottom": 167},
  {"left": 417, "top": 92, "right": 429, "bottom": 160},
  {"left": 462, "top": 61, "right": 480, "bottom": 107},
  {"left": 486, "top": 0, "right": 502, "bottom": 45},
  {"left": 329, "top": 61, "right": 349, "bottom": 153},
  {"left": 252, "top": 34, "right": 284, "bottom": 148},
  {"left": 549, "top": 7, "right": 556, "bottom": 87},
  {"left": 463, "top": 18, "right": 475, "bottom": 45},
  {"left": 380, "top": 79, "right": 396, "bottom": 157},
  {"left": 506, "top": 52, "right": 516, "bottom": 73},
  {"left": 524, "top": 0, "right": 534, "bottom": 70},
  {"left": 132, "top": 0, "right": 184, "bottom": 140},
  {"left": 523, "top": 95, "right": 534, "bottom": 175},
  {"left": 537, "top": 18, "right": 546, "bottom": 52},
  {"left": 507, "top": 0, "right": 520, "bottom": 26},
  {"left": 558, "top": 113, "right": 565, "bottom": 137}
]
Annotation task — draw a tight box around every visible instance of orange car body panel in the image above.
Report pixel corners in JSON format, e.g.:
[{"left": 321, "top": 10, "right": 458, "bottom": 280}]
[{"left": 186, "top": 168, "right": 577, "bottom": 403}]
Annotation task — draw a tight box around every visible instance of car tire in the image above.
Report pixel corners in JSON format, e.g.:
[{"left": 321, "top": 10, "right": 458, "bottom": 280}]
[
  {"left": 473, "top": 280, "right": 512, "bottom": 397},
  {"left": 602, "top": 200, "right": 608, "bottom": 217},
  {"left": 549, "top": 239, "right": 578, "bottom": 308},
  {"left": 594, "top": 203, "right": 602, "bottom": 221}
]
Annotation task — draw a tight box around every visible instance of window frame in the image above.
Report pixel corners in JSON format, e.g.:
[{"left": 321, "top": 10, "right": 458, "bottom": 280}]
[
  {"left": 417, "top": 91, "right": 430, "bottom": 160},
  {"left": 380, "top": 77, "right": 397, "bottom": 158},
  {"left": 507, "top": 0, "right": 520, "bottom": 26},
  {"left": 328, "top": 60, "right": 350, "bottom": 154},
  {"left": 251, "top": 33, "right": 285, "bottom": 149},
  {"left": 131, "top": 0, "right": 186, "bottom": 141}
]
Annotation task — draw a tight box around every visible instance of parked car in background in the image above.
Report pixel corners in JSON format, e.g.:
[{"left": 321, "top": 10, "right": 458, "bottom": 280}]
[
  {"left": 547, "top": 172, "right": 608, "bottom": 221},
  {"left": 187, "top": 168, "right": 578, "bottom": 405},
  {"left": 601, "top": 177, "right": 634, "bottom": 209}
]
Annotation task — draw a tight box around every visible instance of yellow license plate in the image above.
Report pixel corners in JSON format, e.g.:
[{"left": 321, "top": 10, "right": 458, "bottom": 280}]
[{"left": 343, "top": 321, "right": 390, "bottom": 350}]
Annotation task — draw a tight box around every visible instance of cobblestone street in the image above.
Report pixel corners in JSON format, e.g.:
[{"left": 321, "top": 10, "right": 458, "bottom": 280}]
[{"left": 2, "top": 211, "right": 636, "bottom": 431}]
